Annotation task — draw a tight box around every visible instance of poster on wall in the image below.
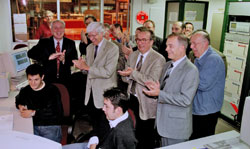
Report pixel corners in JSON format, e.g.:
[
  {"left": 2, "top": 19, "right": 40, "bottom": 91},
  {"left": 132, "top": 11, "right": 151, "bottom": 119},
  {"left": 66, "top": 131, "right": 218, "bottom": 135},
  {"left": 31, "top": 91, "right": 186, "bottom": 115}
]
[
  {"left": 184, "top": 11, "right": 197, "bottom": 21},
  {"left": 13, "top": 13, "right": 27, "bottom": 42}
]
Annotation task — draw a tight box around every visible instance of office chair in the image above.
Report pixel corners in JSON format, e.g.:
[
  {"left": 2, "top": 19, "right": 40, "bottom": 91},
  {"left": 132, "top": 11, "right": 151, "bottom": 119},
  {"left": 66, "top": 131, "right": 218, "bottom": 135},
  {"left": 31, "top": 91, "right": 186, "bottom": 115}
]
[{"left": 53, "top": 83, "right": 75, "bottom": 145}]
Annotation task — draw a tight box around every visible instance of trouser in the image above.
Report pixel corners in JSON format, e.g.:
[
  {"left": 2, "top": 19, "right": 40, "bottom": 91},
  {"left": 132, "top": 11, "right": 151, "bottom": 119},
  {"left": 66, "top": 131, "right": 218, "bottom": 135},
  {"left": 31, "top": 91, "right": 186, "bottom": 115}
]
[
  {"left": 34, "top": 125, "right": 62, "bottom": 143},
  {"left": 129, "top": 94, "right": 157, "bottom": 149},
  {"left": 189, "top": 111, "right": 220, "bottom": 140},
  {"left": 86, "top": 91, "right": 110, "bottom": 140},
  {"left": 161, "top": 137, "right": 187, "bottom": 147}
]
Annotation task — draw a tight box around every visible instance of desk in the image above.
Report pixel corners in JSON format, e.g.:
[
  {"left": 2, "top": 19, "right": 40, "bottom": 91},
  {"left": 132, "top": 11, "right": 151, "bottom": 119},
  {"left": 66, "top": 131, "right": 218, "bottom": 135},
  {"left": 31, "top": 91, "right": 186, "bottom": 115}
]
[
  {"left": 160, "top": 131, "right": 250, "bottom": 149},
  {"left": 0, "top": 91, "right": 33, "bottom": 134}
]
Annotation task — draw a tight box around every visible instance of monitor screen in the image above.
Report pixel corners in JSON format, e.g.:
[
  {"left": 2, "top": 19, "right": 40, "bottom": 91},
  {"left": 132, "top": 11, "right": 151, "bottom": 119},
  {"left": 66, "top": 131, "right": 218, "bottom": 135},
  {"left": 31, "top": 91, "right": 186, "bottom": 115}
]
[{"left": 11, "top": 50, "right": 30, "bottom": 72}]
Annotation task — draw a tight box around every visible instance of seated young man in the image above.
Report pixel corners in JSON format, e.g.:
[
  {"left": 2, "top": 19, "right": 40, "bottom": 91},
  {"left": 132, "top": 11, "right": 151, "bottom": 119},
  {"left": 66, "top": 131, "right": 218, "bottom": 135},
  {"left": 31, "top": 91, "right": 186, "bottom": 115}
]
[
  {"left": 63, "top": 87, "right": 137, "bottom": 149},
  {"left": 15, "top": 64, "right": 63, "bottom": 143}
]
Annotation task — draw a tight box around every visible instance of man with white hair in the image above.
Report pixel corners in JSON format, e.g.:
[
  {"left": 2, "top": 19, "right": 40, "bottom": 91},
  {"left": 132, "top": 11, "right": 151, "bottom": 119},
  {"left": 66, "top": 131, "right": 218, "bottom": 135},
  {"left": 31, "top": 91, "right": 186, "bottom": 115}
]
[
  {"left": 73, "top": 22, "right": 119, "bottom": 139},
  {"left": 28, "top": 20, "right": 77, "bottom": 88}
]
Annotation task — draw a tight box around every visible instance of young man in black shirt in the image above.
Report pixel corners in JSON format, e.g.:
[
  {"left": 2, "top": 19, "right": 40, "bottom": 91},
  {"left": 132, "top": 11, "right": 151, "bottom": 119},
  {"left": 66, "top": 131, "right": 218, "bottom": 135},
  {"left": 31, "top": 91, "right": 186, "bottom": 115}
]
[{"left": 15, "top": 64, "right": 63, "bottom": 143}]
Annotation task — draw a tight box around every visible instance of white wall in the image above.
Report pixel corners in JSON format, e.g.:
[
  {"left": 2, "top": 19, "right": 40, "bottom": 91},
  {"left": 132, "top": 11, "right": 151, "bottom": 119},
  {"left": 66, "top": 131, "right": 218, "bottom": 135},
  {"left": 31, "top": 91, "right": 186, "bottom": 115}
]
[
  {"left": 131, "top": 0, "right": 166, "bottom": 38},
  {"left": 130, "top": 0, "right": 226, "bottom": 37},
  {"left": 0, "top": 1, "right": 12, "bottom": 53},
  {"left": 196, "top": 0, "right": 226, "bottom": 33}
]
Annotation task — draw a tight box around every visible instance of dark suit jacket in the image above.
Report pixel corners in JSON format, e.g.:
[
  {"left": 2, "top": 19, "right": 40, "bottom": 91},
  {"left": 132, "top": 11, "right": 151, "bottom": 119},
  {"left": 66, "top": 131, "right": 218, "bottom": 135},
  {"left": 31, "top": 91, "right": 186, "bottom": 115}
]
[
  {"left": 97, "top": 116, "right": 137, "bottom": 149},
  {"left": 28, "top": 36, "right": 78, "bottom": 85}
]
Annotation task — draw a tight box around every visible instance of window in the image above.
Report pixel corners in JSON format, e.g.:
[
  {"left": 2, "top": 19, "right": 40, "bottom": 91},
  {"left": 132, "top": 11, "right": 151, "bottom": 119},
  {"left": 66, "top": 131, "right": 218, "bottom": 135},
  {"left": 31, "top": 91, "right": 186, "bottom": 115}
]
[{"left": 10, "top": 0, "right": 130, "bottom": 41}]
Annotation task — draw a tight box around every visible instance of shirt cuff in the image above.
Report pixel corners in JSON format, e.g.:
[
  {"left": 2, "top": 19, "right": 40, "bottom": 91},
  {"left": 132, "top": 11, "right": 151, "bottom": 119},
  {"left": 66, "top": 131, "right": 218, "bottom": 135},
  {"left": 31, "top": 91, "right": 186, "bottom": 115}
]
[{"left": 87, "top": 136, "right": 99, "bottom": 148}]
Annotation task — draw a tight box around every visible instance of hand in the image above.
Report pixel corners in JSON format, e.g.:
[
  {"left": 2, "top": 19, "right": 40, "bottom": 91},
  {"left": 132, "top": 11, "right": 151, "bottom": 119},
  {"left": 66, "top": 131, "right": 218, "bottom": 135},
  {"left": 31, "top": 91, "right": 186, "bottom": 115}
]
[
  {"left": 117, "top": 67, "right": 133, "bottom": 76},
  {"left": 122, "top": 45, "right": 133, "bottom": 57},
  {"left": 58, "top": 50, "right": 66, "bottom": 62},
  {"left": 48, "top": 53, "right": 62, "bottom": 60},
  {"left": 72, "top": 57, "right": 90, "bottom": 71},
  {"left": 81, "top": 30, "right": 88, "bottom": 44},
  {"left": 89, "top": 144, "right": 97, "bottom": 149},
  {"left": 20, "top": 109, "right": 34, "bottom": 118},
  {"left": 143, "top": 81, "right": 160, "bottom": 96}
]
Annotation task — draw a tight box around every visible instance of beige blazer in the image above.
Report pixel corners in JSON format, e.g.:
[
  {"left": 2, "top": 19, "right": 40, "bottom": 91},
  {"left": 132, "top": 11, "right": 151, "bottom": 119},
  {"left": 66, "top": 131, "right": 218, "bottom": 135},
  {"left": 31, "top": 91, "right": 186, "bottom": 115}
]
[
  {"left": 123, "top": 49, "right": 166, "bottom": 120},
  {"left": 85, "top": 39, "right": 119, "bottom": 108}
]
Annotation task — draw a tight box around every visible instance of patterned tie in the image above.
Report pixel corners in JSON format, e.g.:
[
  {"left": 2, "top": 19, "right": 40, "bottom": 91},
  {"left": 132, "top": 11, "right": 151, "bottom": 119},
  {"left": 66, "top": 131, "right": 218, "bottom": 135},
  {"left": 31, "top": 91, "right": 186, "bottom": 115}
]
[
  {"left": 130, "top": 55, "right": 144, "bottom": 95},
  {"left": 94, "top": 45, "right": 98, "bottom": 59},
  {"left": 160, "top": 63, "right": 173, "bottom": 90},
  {"left": 56, "top": 41, "right": 60, "bottom": 78}
]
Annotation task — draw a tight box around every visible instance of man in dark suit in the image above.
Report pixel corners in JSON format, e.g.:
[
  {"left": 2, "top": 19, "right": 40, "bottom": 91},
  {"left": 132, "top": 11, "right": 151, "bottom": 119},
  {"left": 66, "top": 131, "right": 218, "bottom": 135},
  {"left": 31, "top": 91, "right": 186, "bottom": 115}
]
[
  {"left": 143, "top": 20, "right": 163, "bottom": 52},
  {"left": 143, "top": 33, "right": 199, "bottom": 146},
  {"left": 28, "top": 20, "right": 78, "bottom": 88},
  {"left": 79, "top": 15, "right": 97, "bottom": 56},
  {"left": 62, "top": 87, "right": 137, "bottom": 149}
]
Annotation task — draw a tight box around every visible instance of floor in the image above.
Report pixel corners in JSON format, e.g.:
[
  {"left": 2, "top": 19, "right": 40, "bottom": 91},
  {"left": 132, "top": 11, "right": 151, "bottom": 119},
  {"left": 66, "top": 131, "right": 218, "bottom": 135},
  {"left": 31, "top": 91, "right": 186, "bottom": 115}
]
[{"left": 72, "top": 116, "right": 239, "bottom": 143}]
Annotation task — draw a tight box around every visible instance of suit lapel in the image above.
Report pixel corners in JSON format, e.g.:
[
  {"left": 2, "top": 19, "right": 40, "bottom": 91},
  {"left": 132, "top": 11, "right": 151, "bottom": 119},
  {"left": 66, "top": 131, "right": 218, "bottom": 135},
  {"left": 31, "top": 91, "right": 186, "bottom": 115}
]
[
  {"left": 167, "top": 57, "right": 187, "bottom": 83},
  {"left": 49, "top": 37, "right": 56, "bottom": 54},
  {"left": 131, "top": 51, "right": 140, "bottom": 69},
  {"left": 140, "top": 49, "right": 153, "bottom": 72}
]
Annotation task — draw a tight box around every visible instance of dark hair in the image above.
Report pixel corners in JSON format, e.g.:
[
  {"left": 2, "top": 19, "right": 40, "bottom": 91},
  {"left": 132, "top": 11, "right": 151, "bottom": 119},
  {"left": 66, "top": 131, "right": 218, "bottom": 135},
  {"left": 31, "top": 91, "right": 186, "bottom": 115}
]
[
  {"left": 185, "top": 22, "right": 194, "bottom": 30},
  {"left": 26, "top": 64, "right": 44, "bottom": 77},
  {"left": 84, "top": 15, "right": 97, "bottom": 22},
  {"left": 167, "top": 33, "right": 188, "bottom": 49},
  {"left": 143, "top": 20, "right": 155, "bottom": 28},
  {"left": 113, "top": 23, "right": 123, "bottom": 33},
  {"left": 103, "top": 87, "right": 129, "bottom": 113},
  {"left": 137, "top": 26, "right": 155, "bottom": 41},
  {"left": 192, "top": 29, "right": 210, "bottom": 44},
  {"left": 103, "top": 23, "right": 110, "bottom": 29}
]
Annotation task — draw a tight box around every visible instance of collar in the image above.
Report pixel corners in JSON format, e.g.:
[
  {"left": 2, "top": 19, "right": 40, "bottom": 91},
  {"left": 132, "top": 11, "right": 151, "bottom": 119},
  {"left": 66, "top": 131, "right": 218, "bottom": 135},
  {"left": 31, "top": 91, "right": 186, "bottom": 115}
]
[
  {"left": 53, "top": 37, "right": 63, "bottom": 50},
  {"left": 137, "top": 49, "right": 151, "bottom": 64},
  {"left": 198, "top": 47, "right": 209, "bottom": 60},
  {"left": 195, "top": 47, "right": 212, "bottom": 66},
  {"left": 33, "top": 81, "right": 46, "bottom": 91},
  {"left": 109, "top": 111, "right": 128, "bottom": 128},
  {"left": 172, "top": 55, "right": 186, "bottom": 68}
]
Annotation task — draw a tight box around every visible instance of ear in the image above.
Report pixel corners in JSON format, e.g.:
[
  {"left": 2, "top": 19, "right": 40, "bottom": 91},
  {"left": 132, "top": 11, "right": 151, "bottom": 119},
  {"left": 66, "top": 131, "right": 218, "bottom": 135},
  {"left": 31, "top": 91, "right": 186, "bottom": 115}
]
[{"left": 115, "top": 106, "right": 123, "bottom": 115}]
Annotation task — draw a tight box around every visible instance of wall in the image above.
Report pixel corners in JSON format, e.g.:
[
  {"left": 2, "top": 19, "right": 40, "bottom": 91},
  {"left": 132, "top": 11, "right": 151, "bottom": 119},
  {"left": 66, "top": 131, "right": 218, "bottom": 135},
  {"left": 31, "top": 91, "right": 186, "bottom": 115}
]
[
  {"left": 199, "top": 0, "right": 226, "bottom": 33},
  {"left": 131, "top": 0, "right": 166, "bottom": 38},
  {"left": 0, "top": 1, "right": 12, "bottom": 53}
]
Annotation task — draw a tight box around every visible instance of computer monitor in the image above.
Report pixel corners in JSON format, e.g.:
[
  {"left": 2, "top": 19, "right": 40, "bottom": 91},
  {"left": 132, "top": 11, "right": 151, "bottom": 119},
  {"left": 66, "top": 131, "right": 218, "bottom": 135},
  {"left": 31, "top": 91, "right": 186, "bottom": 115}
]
[{"left": 0, "top": 47, "right": 30, "bottom": 78}]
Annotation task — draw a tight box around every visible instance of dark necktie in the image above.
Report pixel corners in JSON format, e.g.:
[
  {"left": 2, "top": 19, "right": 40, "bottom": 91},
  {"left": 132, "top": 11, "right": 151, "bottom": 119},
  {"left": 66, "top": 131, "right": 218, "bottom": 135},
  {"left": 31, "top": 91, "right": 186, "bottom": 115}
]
[
  {"left": 130, "top": 55, "right": 144, "bottom": 94},
  {"left": 94, "top": 45, "right": 98, "bottom": 59},
  {"left": 160, "top": 63, "right": 173, "bottom": 90},
  {"left": 56, "top": 41, "right": 60, "bottom": 78}
]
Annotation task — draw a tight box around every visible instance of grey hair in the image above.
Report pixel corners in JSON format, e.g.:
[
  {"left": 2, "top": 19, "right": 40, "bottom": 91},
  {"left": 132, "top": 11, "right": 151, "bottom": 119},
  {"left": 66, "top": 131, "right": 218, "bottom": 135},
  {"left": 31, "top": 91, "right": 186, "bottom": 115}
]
[
  {"left": 86, "top": 22, "right": 105, "bottom": 34},
  {"left": 45, "top": 10, "right": 54, "bottom": 17},
  {"left": 51, "top": 20, "right": 65, "bottom": 28}
]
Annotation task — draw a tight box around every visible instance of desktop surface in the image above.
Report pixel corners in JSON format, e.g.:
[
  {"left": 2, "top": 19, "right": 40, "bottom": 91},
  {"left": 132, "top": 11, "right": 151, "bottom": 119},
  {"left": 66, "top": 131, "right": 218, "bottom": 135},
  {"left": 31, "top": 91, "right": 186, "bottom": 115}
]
[
  {"left": 0, "top": 91, "right": 33, "bottom": 134},
  {"left": 159, "top": 131, "right": 249, "bottom": 149}
]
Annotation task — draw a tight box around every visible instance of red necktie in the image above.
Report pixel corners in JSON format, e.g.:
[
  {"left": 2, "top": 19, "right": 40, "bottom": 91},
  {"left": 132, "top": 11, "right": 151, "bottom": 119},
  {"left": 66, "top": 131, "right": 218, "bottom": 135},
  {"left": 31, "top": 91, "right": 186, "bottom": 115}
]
[{"left": 56, "top": 41, "right": 60, "bottom": 78}]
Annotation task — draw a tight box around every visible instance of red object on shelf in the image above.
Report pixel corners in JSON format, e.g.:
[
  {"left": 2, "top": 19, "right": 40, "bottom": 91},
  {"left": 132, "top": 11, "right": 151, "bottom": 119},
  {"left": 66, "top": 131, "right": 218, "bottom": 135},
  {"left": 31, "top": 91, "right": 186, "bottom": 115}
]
[{"left": 136, "top": 11, "right": 148, "bottom": 24}]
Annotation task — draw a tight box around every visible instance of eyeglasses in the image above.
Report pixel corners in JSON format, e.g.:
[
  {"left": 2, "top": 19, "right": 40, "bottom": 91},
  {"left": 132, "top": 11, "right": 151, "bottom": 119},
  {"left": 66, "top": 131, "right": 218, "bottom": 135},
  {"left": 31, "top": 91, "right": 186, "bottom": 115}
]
[
  {"left": 135, "top": 38, "right": 151, "bottom": 43},
  {"left": 87, "top": 34, "right": 99, "bottom": 39}
]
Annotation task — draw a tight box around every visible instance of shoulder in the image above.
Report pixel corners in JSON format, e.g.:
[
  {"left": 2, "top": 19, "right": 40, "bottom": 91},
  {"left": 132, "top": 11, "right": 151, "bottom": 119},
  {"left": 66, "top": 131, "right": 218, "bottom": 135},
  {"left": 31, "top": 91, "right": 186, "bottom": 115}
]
[
  {"left": 206, "top": 48, "right": 224, "bottom": 66},
  {"left": 63, "top": 37, "right": 75, "bottom": 44},
  {"left": 149, "top": 49, "right": 165, "bottom": 61},
  {"left": 105, "top": 40, "right": 119, "bottom": 50}
]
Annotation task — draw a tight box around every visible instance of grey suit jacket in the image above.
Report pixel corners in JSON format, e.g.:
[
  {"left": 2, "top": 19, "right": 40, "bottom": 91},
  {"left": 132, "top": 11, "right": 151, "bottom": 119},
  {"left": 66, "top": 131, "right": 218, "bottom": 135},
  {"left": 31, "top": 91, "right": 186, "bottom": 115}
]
[
  {"left": 157, "top": 57, "right": 199, "bottom": 139},
  {"left": 85, "top": 39, "right": 119, "bottom": 108},
  {"left": 123, "top": 48, "right": 166, "bottom": 120}
]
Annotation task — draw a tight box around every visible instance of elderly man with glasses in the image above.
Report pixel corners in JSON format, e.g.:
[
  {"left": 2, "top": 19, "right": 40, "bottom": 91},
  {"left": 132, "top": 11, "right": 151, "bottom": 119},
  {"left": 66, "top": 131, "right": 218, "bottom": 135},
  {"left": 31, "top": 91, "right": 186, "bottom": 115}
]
[{"left": 73, "top": 22, "right": 119, "bottom": 141}]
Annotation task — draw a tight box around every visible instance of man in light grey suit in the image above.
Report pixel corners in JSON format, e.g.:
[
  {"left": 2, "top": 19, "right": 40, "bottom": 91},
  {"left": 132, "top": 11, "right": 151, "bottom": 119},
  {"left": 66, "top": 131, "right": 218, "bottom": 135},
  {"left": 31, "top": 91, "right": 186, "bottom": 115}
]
[
  {"left": 73, "top": 22, "right": 119, "bottom": 140},
  {"left": 118, "top": 27, "right": 165, "bottom": 149},
  {"left": 144, "top": 33, "right": 199, "bottom": 147}
]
